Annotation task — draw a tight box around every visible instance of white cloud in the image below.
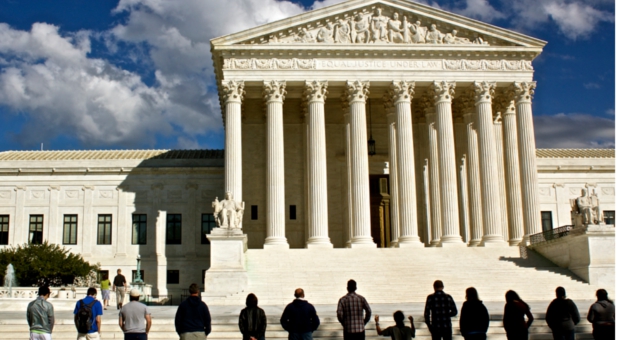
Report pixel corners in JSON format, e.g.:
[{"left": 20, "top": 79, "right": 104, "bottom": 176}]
[
  {"left": 458, "top": 0, "right": 505, "bottom": 22},
  {"left": 584, "top": 82, "right": 601, "bottom": 89},
  {"left": 534, "top": 113, "right": 615, "bottom": 148}
]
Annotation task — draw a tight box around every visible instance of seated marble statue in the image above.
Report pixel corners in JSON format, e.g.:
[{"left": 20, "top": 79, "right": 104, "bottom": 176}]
[
  {"left": 575, "top": 188, "right": 594, "bottom": 225},
  {"left": 212, "top": 192, "right": 245, "bottom": 229}
]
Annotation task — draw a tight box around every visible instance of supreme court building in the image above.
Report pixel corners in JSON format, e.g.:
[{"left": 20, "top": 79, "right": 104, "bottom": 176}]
[{"left": 0, "top": 0, "right": 614, "bottom": 301}]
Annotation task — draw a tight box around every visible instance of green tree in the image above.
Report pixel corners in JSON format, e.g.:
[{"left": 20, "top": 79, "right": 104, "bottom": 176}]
[{"left": 0, "top": 241, "right": 98, "bottom": 287}]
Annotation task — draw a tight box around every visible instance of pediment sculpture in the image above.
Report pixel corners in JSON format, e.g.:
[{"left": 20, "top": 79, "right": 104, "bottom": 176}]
[
  {"left": 212, "top": 192, "right": 245, "bottom": 229},
  {"left": 259, "top": 7, "right": 490, "bottom": 46},
  {"left": 571, "top": 188, "right": 604, "bottom": 228}
]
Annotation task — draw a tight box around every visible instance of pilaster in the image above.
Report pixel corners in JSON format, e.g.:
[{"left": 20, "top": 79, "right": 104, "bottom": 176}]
[
  {"left": 48, "top": 186, "right": 60, "bottom": 244},
  {"left": 115, "top": 187, "right": 128, "bottom": 257},
  {"left": 81, "top": 185, "right": 94, "bottom": 257}
]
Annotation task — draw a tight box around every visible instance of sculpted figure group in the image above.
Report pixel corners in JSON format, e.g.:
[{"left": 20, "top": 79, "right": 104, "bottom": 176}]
[
  {"left": 574, "top": 188, "right": 604, "bottom": 226},
  {"left": 272, "top": 8, "right": 488, "bottom": 45},
  {"left": 212, "top": 192, "right": 245, "bottom": 229}
]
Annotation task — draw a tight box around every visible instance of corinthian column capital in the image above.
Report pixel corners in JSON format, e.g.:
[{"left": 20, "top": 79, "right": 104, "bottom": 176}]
[
  {"left": 263, "top": 80, "right": 287, "bottom": 103},
  {"left": 494, "top": 89, "right": 516, "bottom": 116},
  {"left": 472, "top": 81, "right": 496, "bottom": 104},
  {"left": 345, "top": 80, "right": 370, "bottom": 104},
  {"left": 510, "top": 81, "right": 537, "bottom": 104},
  {"left": 389, "top": 81, "right": 415, "bottom": 104},
  {"left": 222, "top": 80, "right": 245, "bottom": 104},
  {"left": 430, "top": 81, "right": 456, "bottom": 104},
  {"left": 304, "top": 80, "right": 328, "bottom": 104}
]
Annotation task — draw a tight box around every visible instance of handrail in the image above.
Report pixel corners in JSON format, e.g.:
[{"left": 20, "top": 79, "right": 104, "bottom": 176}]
[{"left": 529, "top": 225, "right": 574, "bottom": 245}]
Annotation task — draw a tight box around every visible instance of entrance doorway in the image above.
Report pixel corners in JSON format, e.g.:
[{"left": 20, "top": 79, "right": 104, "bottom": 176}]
[{"left": 369, "top": 175, "right": 391, "bottom": 248}]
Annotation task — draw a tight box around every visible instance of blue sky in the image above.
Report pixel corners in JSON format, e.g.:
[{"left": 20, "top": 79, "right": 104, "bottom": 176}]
[{"left": 0, "top": 0, "right": 613, "bottom": 151}]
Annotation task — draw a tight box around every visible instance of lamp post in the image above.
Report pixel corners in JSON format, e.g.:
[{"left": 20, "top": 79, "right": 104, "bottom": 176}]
[{"left": 135, "top": 255, "right": 143, "bottom": 283}]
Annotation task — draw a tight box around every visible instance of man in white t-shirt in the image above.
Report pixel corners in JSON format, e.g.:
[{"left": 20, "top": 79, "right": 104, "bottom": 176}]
[{"left": 119, "top": 289, "right": 152, "bottom": 340}]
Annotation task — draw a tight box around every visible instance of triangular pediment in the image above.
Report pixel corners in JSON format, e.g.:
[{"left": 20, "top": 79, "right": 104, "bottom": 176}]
[{"left": 211, "top": 0, "right": 546, "bottom": 48}]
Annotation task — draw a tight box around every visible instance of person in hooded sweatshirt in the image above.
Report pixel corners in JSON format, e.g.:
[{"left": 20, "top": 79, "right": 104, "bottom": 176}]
[
  {"left": 239, "top": 293, "right": 267, "bottom": 340},
  {"left": 280, "top": 288, "right": 320, "bottom": 340},
  {"left": 545, "top": 287, "right": 580, "bottom": 340},
  {"left": 175, "top": 283, "right": 211, "bottom": 340},
  {"left": 587, "top": 289, "right": 615, "bottom": 340},
  {"left": 459, "top": 287, "right": 489, "bottom": 340}
]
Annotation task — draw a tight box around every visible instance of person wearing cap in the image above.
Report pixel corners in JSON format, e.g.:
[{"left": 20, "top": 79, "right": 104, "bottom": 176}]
[
  {"left": 337, "top": 279, "right": 372, "bottom": 340},
  {"left": 119, "top": 289, "right": 152, "bottom": 340},
  {"left": 27, "top": 286, "right": 55, "bottom": 340},
  {"left": 424, "top": 280, "right": 457, "bottom": 340}
]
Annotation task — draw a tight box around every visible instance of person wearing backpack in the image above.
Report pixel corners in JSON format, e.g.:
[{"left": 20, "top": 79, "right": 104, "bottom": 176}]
[
  {"left": 546, "top": 287, "right": 580, "bottom": 340},
  {"left": 74, "top": 287, "right": 104, "bottom": 339}
]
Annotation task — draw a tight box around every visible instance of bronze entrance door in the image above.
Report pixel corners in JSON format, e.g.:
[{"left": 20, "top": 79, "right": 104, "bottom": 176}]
[{"left": 369, "top": 175, "right": 391, "bottom": 248}]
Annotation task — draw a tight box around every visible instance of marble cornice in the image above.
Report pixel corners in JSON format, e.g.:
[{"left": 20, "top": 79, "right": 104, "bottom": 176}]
[{"left": 0, "top": 167, "right": 224, "bottom": 175}]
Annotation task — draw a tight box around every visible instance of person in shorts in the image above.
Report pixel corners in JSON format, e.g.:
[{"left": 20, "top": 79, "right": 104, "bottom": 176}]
[{"left": 100, "top": 274, "right": 111, "bottom": 310}]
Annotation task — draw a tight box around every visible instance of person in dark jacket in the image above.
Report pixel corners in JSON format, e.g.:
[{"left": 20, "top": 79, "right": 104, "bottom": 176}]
[
  {"left": 424, "top": 280, "right": 458, "bottom": 340},
  {"left": 175, "top": 283, "right": 211, "bottom": 340},
  {"left": 546, "top": 287, "right": 580, "bottom": 340},
  {"left": 503, "top": 290, "right": 533, "bottom": 340},
  {"left": 280, "top": 288, "right": 320, "bottom": 340},
  {"left": 239, "top": 293, "right": 267, "bottom": 340},
  {"left": 459, "top": 287, "right": 489, "bottom": 340},
  {"left": 587, "top": 289, "right": 615, "bottom": 340}
]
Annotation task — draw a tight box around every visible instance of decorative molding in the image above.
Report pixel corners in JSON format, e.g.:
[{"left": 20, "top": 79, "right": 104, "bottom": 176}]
[
  {"left": 263, "top": 80, "right": 287, "bottom": 103},
  {"left": 65, "top": 190, "right": 79, "bottom": 199},
  {"left": 345, "top": 80, "right": 370, "bottom": 104},
  {"left": 429, "top": 80, "right": 455, "bottom": 104},
  {"left": 389, "top": 80, "right": 415, "bottom": 104},
  {"left": 472, "top": 81, "right": 496, "bottom": 104},
  {"left": 186, "top": 183, "right": 199, "bottom": 190},
  {"left": 304, "top": 80, "right": 329, "bottom": 104},
  {"left": 99, "top": 190, "right": 113, "bottom": 199},
  {"left": 601, "top": 187, "right": 615, "bottom": 195},
  {"left": 223, "top": 58, "right": 533, "bottom": 71},
  {"left": 0, "top": 191, "right": 11, "bottom": 199},
  {"left": 221, "top": 80, "right": 245, "bottom": 104}
]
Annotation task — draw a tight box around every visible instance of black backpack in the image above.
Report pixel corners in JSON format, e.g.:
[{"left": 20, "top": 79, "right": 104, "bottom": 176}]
[{"left": 76, "top": 299, "right": 96, "bottom": 333}]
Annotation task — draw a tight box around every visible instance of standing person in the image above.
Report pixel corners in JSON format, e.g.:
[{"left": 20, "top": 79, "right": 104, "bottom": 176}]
[
  {"left": 423, "top": 280, "right": 458, "bottom": 340},
  {"left": 546, "top": 287, "right": 580, "bottom": 340},
  {"left": 337, "top": 279, "right": 372, "bottom": 340},
  {"left": 100, "top": 274, "right": 111, "bottom": 310},
  {"left": 503, "top": 290, "right": 533, "bottom": 340},
  {"left": 280, "top": 288, "right": 321, "bottom": 340},
  {"left": 175, "top": 283, "right": 211, "bottom": 340},
  {"left": 27, "top": 286, "right": 55, "bottom": 340},
  {"left": 74, "top": 287, "right": 103, "bottom": 340},
  {"left": 119, "top": 289, "right": 152, "bottom": 340},
  {"left": 587, "top": 289, "right": 615, "bottom": 340},
  {"left": 113, "top": 269, "right": 128, "bottom": 310},
  {"left": 375, "top": 311, "right": 415, "bottom": 340},
  {"left": 239, "top": 293, "right": 267, "bottom": 340},
  {"left": 459, "top": 287, "right": 489, "bottom": 340}
]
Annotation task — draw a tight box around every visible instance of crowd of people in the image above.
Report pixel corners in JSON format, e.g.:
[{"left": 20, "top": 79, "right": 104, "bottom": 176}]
[{"left": 25, "top": 276, "right": 615, "bottom": 340}]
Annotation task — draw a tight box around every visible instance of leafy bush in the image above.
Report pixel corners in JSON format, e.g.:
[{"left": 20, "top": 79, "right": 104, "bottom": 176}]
[{"left": 0, "top": 241, "right": 98, "bottom": 287}]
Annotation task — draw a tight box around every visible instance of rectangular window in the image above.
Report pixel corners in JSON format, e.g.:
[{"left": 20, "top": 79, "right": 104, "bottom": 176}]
[
  {"left": 97, "top": 214, "right": 112, "bottom": 245},
  {"left": 63, "top": 214, "right": 78, "bottom": 245},
  {"left": 167, "top": 270, "right": 180, "bottom": 284},
  {"left": 201, "top": 214, "right": 216, "bottom": 244},
  {"left": 541, "top": 211, "right": 553, "bottom": 231},
  {"left": 132, "top": 270, "right": 144, "bottom": 282},
  {"left": 0, "top": 215, "right": 8, "bottom": 245},
  {"left": 251, "top": 205, "right": 258, "bottom": 220},
  {"left": 604, "top": 211, "right": 615, "bottom": 225},
  {"left": 290, "top": 205, "right": 297, "bottom": 220},
  {"left": 166, "top": 214, "right": 182, "bottom": 245},
  {"left": 132, "top": 214, "right": 147, "bottom": 245},
  {"left": 29, "top": 215, "right": 43, "bottom": 244}
]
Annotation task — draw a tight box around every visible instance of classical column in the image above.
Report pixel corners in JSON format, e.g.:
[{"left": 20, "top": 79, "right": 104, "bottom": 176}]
[
  {"left": 511, "top": 81, "right": 542, "bottom": 238},
  {"left": 390, "top": 81, "right": 422, "bottom": 246},
  {"left": 430, "top": 81, "right": 463, "bottom": 245},
  {"left": 304, "top": 81, "right": 332, "bottom": 248},
  {"left": 263, "top": 80, "right": 289, "bottom": 248},
  {"left": 422, "top": 159, "right": 432, "bottom": 245},
  {"left": 345, "top": 80, "right": 375, "bottom": 247},
  {"left": 493, "top": 112, "right": 510, "bottom": 242},
  {"left": 384, "top": 99, "right": 400, "bottom": 247},
  {"left": 499, "top": 97, "right": 524, "bottom": 245},
  {"left": 222, "top": 80, "right": 245, "bottom": 202},
  {"left": 424, "top": 104, "right": 442, "bottom": 247},
  {"left": 472, "top": 81, "right": 506, "bottom": 246},
  {"left": 463, "top": 111, "right": 483, "bottom": 247},
  {"left": 343, "top": 110, "right": 353, "bottom": 248},
  {"left": 459, "top": 157, "right": 470, "bottom": 243},
  {"left": 416, "top": 117, "right": 430, "bottom": 244}
]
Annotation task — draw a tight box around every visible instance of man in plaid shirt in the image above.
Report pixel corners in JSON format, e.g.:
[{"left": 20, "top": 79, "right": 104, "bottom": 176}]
[
  {"left": 337, "top": 280, "right": 372, "bottom": 340},
  {"left": 423, "top": 280, "right": 458, "bottom": 340}
]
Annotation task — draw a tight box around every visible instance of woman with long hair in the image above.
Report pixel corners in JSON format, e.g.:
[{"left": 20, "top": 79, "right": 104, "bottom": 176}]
[
  {"left": 587, "top": 289, "right": 615, "bottom": 340},
  {"left": 239, "top": 293, "right": 267, "bottom": 340},
  {"left": 460, "top": 287, "right": 490, "bottom": 340},
  {"left": 502, "top": 290, "right": 534, "bottom": 340}
]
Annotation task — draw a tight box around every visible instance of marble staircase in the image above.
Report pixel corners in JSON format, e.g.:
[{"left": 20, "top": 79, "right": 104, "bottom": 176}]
[{"left": 204, "top": 247, "right": 606, "bottom": 306}]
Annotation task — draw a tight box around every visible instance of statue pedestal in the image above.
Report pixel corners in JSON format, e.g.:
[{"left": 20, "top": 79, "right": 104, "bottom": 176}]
[
  {"left": 203, "top": 228, "right": 248, "bottom": 298},
  {"left": 130, "top": 282, "right": 152, "bottom": 301}
]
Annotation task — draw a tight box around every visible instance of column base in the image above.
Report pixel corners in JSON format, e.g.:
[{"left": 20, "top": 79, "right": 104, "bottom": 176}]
[
  {"left": 440, "top": 235, "right": 464, "bottom": 244},
  {"left": 264, "top": 237, "right": 289, "bottom": 249},
  {"left": 398, "top": 236, "right": 425, "bottom": 248},
  {"left": 468, "top": 240, "right": 482, "bottom": 247},
  {"left": 509, "top": 238, "right": 523, "bottom": 246},
  {"left": 350, "top": 237, "right": 376, "bottom": 248},
  {"left": 429, "top": 240, "right": 441, "bottom": 247},
  {"left": 306, "top": 237, "right": 333, "bottom": 249},
  {"left": 389, "top": 241, "right": 399, "bottom": 248},
  {"left": 481, "top": 236, "right": 508, "bottom": 247},
  {"left": 440, "top": 241, "right": 467, "bottom": 248}
]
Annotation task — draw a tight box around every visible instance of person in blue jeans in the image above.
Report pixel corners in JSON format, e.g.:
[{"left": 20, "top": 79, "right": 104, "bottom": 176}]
[{"left": 74, "top": 287, "right": 103, "bottom": 340}]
